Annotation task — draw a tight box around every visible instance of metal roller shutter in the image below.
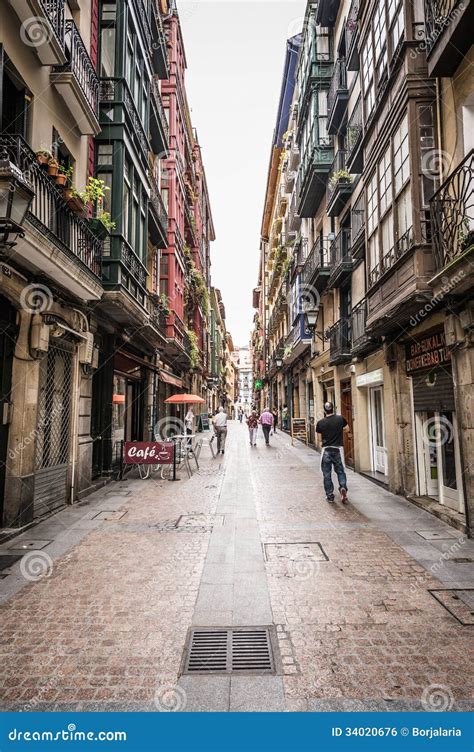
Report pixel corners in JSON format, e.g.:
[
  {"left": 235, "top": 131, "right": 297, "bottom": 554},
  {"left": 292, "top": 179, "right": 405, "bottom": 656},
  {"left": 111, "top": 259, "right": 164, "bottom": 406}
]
[{"left": 412, "top": 367, "right": 455, "bottom": 412}]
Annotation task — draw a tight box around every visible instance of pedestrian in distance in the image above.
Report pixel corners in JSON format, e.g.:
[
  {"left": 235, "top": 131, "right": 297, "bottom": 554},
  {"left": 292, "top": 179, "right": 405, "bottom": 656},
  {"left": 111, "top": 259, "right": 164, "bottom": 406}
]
[
  {"left": 213, "top": 406, "right": 228, "bottom": 454},
  {"left": 238, "top": 408, "right": 244, "bottom": 424},
  {"left": 282, "top": 404, "right": 289, "bottom": 431},
  {"left": 247, "top": 410, "right": 259, "bottom": 446},
  {"left": 259, "top": 407, "right": 274, "bottom": 446},
  {"left": 315, "top": 402, "right": 350, "bottom": 503},
  {"left": 185, "top": 406, "right": 194, "bottom": 449},
  {"left": 272, "top": 407, "right": 278, "bottom": 434}
]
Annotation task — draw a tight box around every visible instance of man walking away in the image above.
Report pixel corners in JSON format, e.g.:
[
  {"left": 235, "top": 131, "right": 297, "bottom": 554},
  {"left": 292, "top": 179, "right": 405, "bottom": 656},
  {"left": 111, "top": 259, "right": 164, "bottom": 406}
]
[
  {"left": 247, "top": 410, "right": 259, "bottom": 446},
  {"left": 315, "top": 402, "right": 350, "bottom": 503},
  {"left": 282, "top": 404, "right": 289, "bottom": 431},
  {"left": 272, "top": 407, "right": 278, "bottom": 433},
  {"left": 214, "top": 406, "right": 228, "bottom": 455},
  {"left": 259, "top": 407, "right": 274, "bottom": 446}
]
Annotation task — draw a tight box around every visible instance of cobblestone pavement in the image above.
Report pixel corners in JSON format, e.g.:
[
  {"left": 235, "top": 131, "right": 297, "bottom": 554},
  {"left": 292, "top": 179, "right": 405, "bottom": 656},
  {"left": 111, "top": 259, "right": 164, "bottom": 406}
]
[{"left": 0, "top": 423, "right": 473, "bottom": 712}]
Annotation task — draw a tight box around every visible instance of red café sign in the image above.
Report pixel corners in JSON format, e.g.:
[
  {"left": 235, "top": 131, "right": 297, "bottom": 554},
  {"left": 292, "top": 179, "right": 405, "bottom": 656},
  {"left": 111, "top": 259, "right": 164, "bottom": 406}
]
[
  {"left": 124, "top": 441, "right": 174, "bottom": 465},
  {"left": 405, "top": 328, "right": 451, "bottom": 374}
]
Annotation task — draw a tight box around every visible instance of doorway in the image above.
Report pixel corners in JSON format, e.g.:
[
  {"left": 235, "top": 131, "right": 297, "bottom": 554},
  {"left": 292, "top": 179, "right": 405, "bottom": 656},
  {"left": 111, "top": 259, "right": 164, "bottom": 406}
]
[
  {"left": 415, "top": 410, "right": 464, "bottom": 512},
  {"left": 340, "top": 379, "right": 354, "bottom": 467},
  {"left": 369, "top": 386, "right": 387, "bottom": 475}
]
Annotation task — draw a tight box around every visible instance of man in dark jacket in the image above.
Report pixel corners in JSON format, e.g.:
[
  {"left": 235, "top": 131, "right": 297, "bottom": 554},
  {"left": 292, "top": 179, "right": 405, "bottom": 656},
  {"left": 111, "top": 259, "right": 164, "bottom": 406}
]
[{"left": 316, "top": 402, "right": 350, "bottom": 503}]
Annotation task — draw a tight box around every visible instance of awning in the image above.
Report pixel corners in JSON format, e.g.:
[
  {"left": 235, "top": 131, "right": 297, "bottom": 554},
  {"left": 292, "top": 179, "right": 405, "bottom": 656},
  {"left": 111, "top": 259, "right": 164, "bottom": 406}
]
[
  {"left": 115, "top": 349, "right": 161, "bottom": 374},
  {"left": 159, "top": 370, "right": 183, "bottom": 388}
]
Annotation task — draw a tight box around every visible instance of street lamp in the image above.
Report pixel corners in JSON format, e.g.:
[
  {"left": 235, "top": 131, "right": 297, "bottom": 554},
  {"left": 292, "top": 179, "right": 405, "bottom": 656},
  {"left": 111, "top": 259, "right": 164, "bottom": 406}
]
[
  {"left": 275, "top": 357, "right": 283, "bottom": 368},
  {"left": 304, "top": 308, "right": 319, "bottom": 330},
  {"left": 0, "top": 149, "right": 34, "bottom": 250}
]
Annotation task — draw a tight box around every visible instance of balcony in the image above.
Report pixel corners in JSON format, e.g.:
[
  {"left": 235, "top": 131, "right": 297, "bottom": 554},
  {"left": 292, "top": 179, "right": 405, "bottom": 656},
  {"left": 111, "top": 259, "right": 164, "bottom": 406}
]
[
  {"left": 300, "top": 236, "right": 332, "bottom": 293},
  {"left": 100, "top": 239, "right": 148, "bottom": 325},
  {"left": 288, "top": 193, "right": 301, "bottom": 232},
  {"left": 327, "top": 60, "right": 349, "bottom": 135},
  {"left": 316, "top": 0, "right": 341, "bottom": 26},
  {"left": 51, "top": 20, "right": 99, "bottom": 135},
  {"left": 150, "top": 77, "right": 169, "bottom": 157},
  {"left": 329, "top": 318, "right": 351, "bottom": 365},
  {"left": 424, "top": 0, "right": 474, "bottom": 76},
  {"left": 284, "top": 313, "right": 312, "bottom": 365},
  {"left": 350, "top": 192, "right": 365, "bottom": 259},
  {"left": 368, "top": 227, "right": 414, "bottom": 288},
  {"left": 9, "top": 0, "right": 66, "bottom": 65},
  {"left": 298, "top": 53, "right": 333, "bottom": 116},
  {"left": 148, "top": 172, "right": 168, "bottom": 248},
  {"left": 99, "top": 78, "right": 149, "bottom": 161},
  {"left": 346, "top": 97, "right": 363, "bottom": 174},
  {"left": 297, "top": 141, "right": 334, "bottom": 218},
  {"left": 0, "top": 135, "right": 102, "bottom": 300},
  {"left": 328, "top": 228, "right": 354, "bottom": 288},
  {"left": 429, "top": 149, "right": 474, "bottom": 295},
  {"left": 150, "top": 8, "right": 169, "bottom": 79},
  {"left": 345, "top": 0, "right": 360, "bottom": 71},
  {"left": 327, "top": 151, "right": 354, "bottom": 216},
  {"left": 351, "top": 299, "right": 376, "bottom": 357}
]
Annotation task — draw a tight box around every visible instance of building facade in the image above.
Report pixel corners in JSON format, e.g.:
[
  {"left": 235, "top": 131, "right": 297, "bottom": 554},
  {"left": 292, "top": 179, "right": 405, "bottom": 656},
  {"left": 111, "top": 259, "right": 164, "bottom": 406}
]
[
  {"left": 0, "top": 0, "right": 227, "bottom": 529},
  {"left": 254, "top": 0, "right": 473, "bottom": 534}
]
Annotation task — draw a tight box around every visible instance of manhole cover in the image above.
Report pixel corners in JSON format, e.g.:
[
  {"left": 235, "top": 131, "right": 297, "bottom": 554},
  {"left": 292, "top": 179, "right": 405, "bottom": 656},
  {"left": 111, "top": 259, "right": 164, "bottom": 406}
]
[
  {"left": 183, "top": 626, "right": 276, "bottom": 675},
  {"left": 429, "top": 589, "right": 474, "bottom": 626},
  {"left": 6, "top": 540, "right": 52, "bottom": 551},
  {"left": 92, "top": 511, "right": 128, "bottom": 521},
  {"left": 416, "top": 530, "right": 460, "bottom": 541},
  {"left": 176, "top": 514, "right": 224, "bottom": 528},
  {"left": 0, "top": 555, "right": 22, "bottom": 571},
  {"left": 263, "top": 542, "right": 328, "bottom": 562}
]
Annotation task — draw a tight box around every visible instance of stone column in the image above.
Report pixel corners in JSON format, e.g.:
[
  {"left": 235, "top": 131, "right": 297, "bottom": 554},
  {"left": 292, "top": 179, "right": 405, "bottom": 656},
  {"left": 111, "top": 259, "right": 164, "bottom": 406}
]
[
  {"left": 451, "top": 340, "right": 474, "bottom": 536},
  {"left": 3, "top": 311, "right": 40, "bottom": 526}
]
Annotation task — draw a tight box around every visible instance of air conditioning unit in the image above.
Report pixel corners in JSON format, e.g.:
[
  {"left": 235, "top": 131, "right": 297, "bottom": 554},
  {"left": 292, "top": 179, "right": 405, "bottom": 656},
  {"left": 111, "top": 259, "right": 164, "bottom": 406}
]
[{"left": 78, "top": 332, "right": 95, "bottom": 365}]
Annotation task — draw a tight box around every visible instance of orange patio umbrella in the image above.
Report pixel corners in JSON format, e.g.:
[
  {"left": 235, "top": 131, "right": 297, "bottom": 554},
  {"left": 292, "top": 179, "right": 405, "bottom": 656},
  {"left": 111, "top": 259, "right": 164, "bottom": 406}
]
[{"left": 164, "top": 393, "right": 205, "bottom": 404}]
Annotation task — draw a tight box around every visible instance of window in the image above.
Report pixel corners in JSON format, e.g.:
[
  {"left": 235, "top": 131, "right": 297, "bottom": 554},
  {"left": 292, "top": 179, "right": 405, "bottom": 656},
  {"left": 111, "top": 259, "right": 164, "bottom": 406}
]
[
  {"left": 379, "top": 146, "right": 392, "bottom": 216},
  {"left": 367, "top": 172, "right": 378, "bottom": 236},
  {"left": 100, "top": 28, "right": 115, "bottom": 77},
  {"left": 123, "top": 160, "right": 130, "bottom": 240},
  {"left": 393, "top": 115, "right": 409, "bottom": 194},
  {"left": 361, "top": 35, "right": 375, "bottom": 117},
  {"left": 397, "top": 184, "right": 412, "bottom": 238},
  {"left": 97, "top": 143, "right": 113, "bottom": 166}
]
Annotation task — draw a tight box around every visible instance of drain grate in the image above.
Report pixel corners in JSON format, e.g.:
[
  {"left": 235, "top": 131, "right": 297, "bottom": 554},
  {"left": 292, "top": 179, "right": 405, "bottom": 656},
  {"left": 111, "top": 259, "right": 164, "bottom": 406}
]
[
  {"left": 6, "top": 539, "right": 52, "bottom": 551},
  {"left": 416, "top": 530, "right": 461, "bottom": 541},
  {"left": 429, "top": 589, "right": 474, "bottom": 626},
  {"left": 176, "top": 514, "right": 224, "bottom": 528},
  {"left": 183, "top": 626, "right": 276, "bottom": 675},
  {"left": 92, "top": 510, "right": 127, "bottom": 521},
  {"left": 263, "top": 542, "right": 328, "bottom": 562}
]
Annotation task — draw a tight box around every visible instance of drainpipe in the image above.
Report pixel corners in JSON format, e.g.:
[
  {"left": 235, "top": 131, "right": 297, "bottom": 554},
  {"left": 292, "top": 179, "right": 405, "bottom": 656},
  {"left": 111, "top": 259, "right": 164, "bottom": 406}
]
[{"left": 69, "top": 350, "right": 81, "bottom": 505}]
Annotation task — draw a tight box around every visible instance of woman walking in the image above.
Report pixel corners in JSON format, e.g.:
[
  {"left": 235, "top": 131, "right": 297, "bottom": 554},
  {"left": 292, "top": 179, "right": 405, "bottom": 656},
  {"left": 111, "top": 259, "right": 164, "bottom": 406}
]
[{"left": 247, "top": 410, "right": 259, "bottom": 446}]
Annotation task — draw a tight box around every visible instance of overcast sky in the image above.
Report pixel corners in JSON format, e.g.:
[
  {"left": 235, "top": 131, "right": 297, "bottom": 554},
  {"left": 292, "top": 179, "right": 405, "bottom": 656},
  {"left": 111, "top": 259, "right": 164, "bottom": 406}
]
[{"left": 179, "top": 0, "right": 306, "bottom": 347}]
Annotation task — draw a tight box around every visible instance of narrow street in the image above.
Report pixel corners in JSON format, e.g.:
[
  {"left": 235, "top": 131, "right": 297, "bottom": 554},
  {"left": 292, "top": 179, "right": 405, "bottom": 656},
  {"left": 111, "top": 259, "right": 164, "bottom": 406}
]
[{"left": 1, "top": 423, "right": 473, "bottom": 713}]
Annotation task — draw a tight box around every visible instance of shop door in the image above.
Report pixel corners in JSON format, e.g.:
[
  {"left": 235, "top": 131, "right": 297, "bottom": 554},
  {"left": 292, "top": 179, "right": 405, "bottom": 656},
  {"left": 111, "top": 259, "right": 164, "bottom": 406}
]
[
  {"left": 0, "top": 300, "right": 17, "bottom": 524},
  {"left": 34, "top": 339, "right": 74, "bottom": 518},
  {"left": 370, "top": 386, "right": 387, "bottom": 475},
  {"left": 415, "top": 411, "right": 464, "bottom": 511},
  {"left": 340, "top": 380, "right": 354, "bottom": 467}
]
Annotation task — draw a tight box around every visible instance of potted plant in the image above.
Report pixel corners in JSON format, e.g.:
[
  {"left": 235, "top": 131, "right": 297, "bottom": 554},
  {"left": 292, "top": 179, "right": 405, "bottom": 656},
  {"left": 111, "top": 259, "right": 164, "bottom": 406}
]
[
  {"left": 36, "top": 149, "right": 52, "bottom": 167},
  {"left": 55, "top": 164, "right": 73, "bottom": 187},
  {"left": 47, "top": 158, "right": 59, "bottom": 177},
  {"left": 329, "top": 169, "right": 353, "bottom": 186},
  {"left": 65, "top": 186, "right": 85, "bottom": 215},
  {"left": 90, "top": 211, "right": 116, "bottom": 238}
]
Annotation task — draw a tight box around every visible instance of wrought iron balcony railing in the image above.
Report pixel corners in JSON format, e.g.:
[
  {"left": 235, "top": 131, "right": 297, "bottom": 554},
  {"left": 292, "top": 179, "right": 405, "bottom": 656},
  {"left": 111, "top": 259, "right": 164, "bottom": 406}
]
[
  {"left": 350, "top": 191, "right": 365, "bottom": 252},
  {"left": 327, "top": 150, "right": 353, "bottom": 211},
  {"left": 346, "top": 97, "right": 363, "bottom": 170},
  {"left": 151, "top": 76, "right": 170, "bottom": 143},
  {"left": 100, "top": 78, "right": 149, "bottom": 158},
  {"left": 368, "top": 227, "right": 413, "bottom": 288},
  {"left": 53, "top": 20, "right": 99, "bottom": 117},
  {"left": 345, "top": 0, "right": 360, "bottom": 70},
  {"left": 327, "top": 58, "right": 348, "bottom": 119},
  {"left": 0, "top": 134, "right": 101, "bottom": 277},
  {"left": 329, "top": 318, "right": 352, "bottom": 364},
  {"left": 300, "top": 236, "right": 332, "bottom": 288},
  {"left": 148, "top": 171, "right": 168, "bottom": 236},
  {"left": 351, "top": 299, "right": 366, "bottom": 346},
  {"left": 424, "top": 0, "right": 460, "bottom": 53},
  {"left": 430, "top": 149, "right": 474, "bottom": 269},
  {"left": 40, "top": 0, "right": 65, "bottom": 47},
  {"left": 330, "top": 228, "right": 352, "bottom": 267}
]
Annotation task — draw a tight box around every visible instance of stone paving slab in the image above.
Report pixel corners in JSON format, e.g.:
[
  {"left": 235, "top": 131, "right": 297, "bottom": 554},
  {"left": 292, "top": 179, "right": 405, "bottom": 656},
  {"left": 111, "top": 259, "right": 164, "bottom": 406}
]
[{"left": 0, "top": 423, "right": 473, "bottom": 712}]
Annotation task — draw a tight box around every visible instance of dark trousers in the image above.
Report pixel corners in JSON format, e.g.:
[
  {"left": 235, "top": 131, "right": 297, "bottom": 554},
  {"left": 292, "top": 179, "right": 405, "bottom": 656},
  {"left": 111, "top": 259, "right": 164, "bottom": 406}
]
[
  {"left": 321, "top": 447, "right": 347, "bottom": 497},
  {"left": 262, "top": 425, "right": 271, "bottom": 444}
]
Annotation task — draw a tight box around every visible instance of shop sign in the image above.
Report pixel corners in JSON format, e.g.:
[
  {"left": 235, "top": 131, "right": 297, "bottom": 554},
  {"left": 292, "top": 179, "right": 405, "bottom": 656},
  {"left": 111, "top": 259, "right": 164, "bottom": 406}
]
[
  {"left": 405, "top": 329, "right": 451, "bottom": 374},
  {"left": 124, "top": 441, "right": 174, "bottom": 465},
  {"left": 356, "top": 368, "right": 384, "bottom": 388}
]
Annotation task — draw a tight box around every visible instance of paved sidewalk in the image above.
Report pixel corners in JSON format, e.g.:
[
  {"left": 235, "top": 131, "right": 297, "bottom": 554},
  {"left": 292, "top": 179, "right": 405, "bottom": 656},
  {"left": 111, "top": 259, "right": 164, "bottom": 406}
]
[{"left": 0, "top": 423, "right": 473, "bottom": 712}]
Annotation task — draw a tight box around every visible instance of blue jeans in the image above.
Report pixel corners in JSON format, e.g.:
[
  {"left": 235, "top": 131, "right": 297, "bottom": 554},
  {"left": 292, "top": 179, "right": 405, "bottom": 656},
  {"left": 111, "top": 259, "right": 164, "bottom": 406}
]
[{"left": 321, "top": 447, "right": 347, "bottom": 498}]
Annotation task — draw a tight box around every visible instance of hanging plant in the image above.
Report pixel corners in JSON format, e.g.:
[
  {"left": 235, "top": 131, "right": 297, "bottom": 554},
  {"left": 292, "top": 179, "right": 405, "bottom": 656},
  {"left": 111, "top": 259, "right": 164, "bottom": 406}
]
[
  {"left": 186, "top": 329, "right": 200, "bottom": 369},
  {"left": 185, "top": 262, "right": 209, "bottom": 315}
]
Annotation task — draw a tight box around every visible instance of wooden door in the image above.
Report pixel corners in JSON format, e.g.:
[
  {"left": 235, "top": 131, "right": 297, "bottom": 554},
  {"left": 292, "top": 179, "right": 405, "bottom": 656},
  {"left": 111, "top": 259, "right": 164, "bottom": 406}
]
[{"left": 340, "top": 380, "right": 354, "bottom": 467}]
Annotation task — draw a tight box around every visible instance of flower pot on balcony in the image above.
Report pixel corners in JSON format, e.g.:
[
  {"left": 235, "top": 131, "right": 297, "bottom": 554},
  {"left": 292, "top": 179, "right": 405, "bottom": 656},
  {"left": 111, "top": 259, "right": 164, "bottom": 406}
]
[
  {"left": 89, "top": 217, "right": 110, "bottom": 239},
  {"left": 47, "top": 160, "right": 59, "bottom": 177},
  {"left": 55, "top": 173, "right": 67, "bottom": 187},
  {"left": 36, "top": 151, "right": 51, "bottom": 167},
  {"left": 66, "top": 194, "right": 86, "bottom": 216}
]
